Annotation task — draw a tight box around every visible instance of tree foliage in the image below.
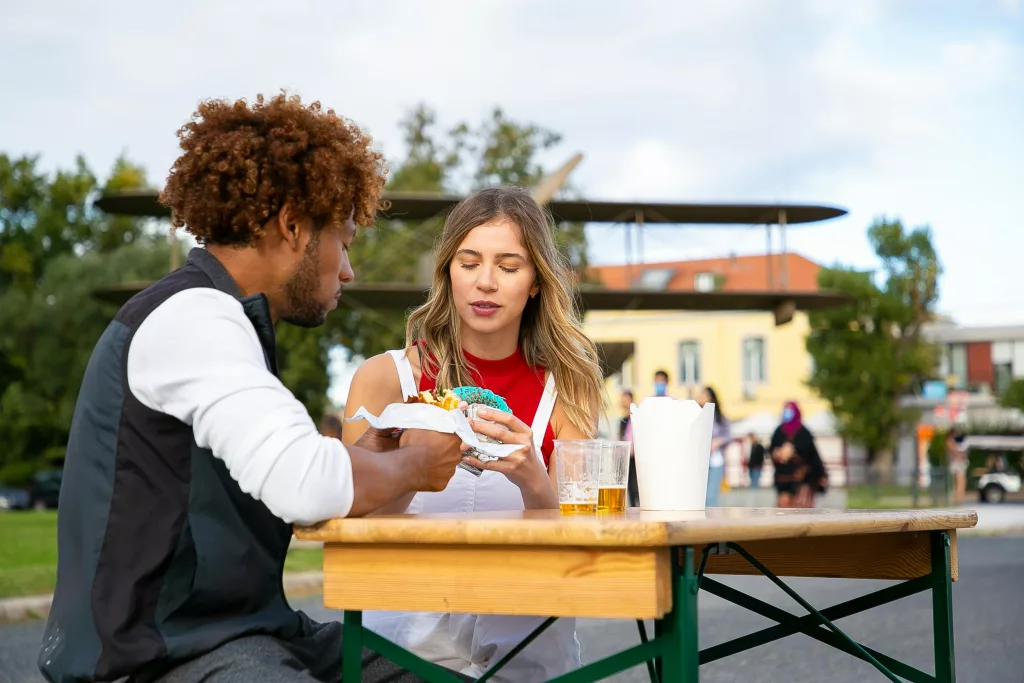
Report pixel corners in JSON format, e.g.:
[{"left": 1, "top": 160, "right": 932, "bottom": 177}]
[
  {"left": 805, "top": 218, "right": 942, "bottom": 464},
  {"left": 998, "top": 378, "right": 1024, "bottom": 414},
  {"left": 0, "top": 153, "right": 170, "bottom": 483}
]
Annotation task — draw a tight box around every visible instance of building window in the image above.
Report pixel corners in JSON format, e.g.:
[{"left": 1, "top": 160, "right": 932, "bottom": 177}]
[
  {"left": 694, "top": 271, "right": 717, "bottom": 292},
  {"left": 995, "top": 362, "right": 1013, "bottom": 395},
  {"left": 945, "top": 344, "right": 968, "bottom": 390},
  {"left": 678, "top": 341, "right": 701, "bottom": 385},
  {"left": 742, "top": 337, "right": 767, "bottom": 384},
  {"left": 638, "top": 268, "right": 675, "bottom": 290}
]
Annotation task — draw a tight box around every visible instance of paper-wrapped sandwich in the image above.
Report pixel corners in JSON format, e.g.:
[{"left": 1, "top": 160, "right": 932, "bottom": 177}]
[
  {"left": 347, "top": 386, "right": 523, "bottom": 478},
  {"left": 405, "top": 387, "right": 512, "bottom": 475}
]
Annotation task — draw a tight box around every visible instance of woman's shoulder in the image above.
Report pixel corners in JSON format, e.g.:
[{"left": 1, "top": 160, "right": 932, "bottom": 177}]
[{"left": 351, "top": 346, "right": 421, "bottom": 389}]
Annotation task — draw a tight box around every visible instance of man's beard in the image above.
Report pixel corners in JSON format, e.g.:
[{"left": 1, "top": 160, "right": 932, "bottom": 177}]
[{"left": 280, "top": 237, "right": 331, "bottom": 328}]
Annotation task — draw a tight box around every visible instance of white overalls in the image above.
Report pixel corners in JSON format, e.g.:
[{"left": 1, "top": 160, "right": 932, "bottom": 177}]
[{"left": 361, "top": 350, "right": 582, "bottom": 683}]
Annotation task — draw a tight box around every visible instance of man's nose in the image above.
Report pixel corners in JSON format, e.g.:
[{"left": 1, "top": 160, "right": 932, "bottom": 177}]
[{"left": 339, "top": 257, "right": 354, "bottom": 284}]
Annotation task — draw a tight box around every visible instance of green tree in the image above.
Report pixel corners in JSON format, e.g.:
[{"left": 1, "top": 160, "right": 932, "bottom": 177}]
[
  {"left": 805, "top": 218, "right": 941, "bottom": 481},
  {"left": 0, "top": 153, "right": 165, "bottom": 482},
  {"left": 998, "top": 379, "right": 1024, "bottom": 413}
]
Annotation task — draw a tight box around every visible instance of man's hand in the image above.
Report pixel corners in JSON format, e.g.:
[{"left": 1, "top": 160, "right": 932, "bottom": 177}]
[
  {"left": 399, "top": 429, "right": 465, "bottom": 491},
  {"left": 354, "top": 426, "right": 402, "bottom": 453}
]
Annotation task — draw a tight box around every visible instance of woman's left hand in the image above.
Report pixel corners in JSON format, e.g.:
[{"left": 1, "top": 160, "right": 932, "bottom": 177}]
[{"left": 462, "top": 407, "right": 556, "bottom": 506}]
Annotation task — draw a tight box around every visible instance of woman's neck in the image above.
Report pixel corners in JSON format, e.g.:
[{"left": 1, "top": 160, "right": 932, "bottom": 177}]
[{"left": 460, "top": 324, "right": 520, "bottom": 361}]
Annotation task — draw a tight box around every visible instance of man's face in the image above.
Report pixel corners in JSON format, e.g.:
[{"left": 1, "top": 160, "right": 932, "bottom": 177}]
[{"left": 279, "top": 215, "right": 356, "bottom": 328}]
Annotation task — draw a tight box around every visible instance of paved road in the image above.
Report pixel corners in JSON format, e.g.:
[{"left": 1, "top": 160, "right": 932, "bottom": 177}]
[{"left": 2, "top": 536, "right": 1021, "bottom": 682}]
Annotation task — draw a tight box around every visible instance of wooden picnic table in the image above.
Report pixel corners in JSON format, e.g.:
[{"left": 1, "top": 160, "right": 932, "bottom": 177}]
[{"left": 295, "top": 507, "right": 978, "bottom": 682}]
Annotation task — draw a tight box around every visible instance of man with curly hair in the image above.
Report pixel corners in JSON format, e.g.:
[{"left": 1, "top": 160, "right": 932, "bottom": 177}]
[{"left": 40, "top": 93, "right": 468, "bottom": 683}]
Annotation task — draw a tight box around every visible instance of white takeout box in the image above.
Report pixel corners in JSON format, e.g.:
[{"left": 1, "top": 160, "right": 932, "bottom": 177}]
[{"left": 629, "top": 397, "right": 716, "bottom": 511}]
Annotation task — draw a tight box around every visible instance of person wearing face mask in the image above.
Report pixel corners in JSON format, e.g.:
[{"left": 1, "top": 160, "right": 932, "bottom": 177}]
[
  {"left": 769, "top": 401, "right": 828, "bottom": 507},
  {"left": 652, "top": 369, "right": 671, "bottom": 397},
  {"left": 344, "top": 187, "right": 605, "bottom": 682}
]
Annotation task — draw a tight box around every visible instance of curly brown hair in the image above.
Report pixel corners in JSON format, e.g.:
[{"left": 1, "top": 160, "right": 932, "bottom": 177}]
[{"left": 159, "top": 92, "right": 387, "bottom": 246}]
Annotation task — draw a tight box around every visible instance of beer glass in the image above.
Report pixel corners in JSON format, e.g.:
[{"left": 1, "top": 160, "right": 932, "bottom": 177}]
[
  {"left": 553, "top": 440, "right": 600, "bottom": 514},
  {"left": 597, "top": 441, "right": 630, "bottom": 511}
]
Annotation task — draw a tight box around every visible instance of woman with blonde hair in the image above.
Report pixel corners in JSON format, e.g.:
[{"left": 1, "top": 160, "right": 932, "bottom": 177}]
[{"left": 343, "top": 186, "right": 604, "bottom": 682}]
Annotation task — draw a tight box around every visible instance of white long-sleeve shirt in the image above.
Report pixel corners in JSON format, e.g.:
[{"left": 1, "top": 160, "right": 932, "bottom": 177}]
[{"left": 126, "top": 287, "right": 354, "bottom": 525}]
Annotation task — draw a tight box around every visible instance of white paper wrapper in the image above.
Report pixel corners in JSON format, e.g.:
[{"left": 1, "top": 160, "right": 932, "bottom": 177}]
[{"left": 347, "top": 403, "right": 524, "bottom": 461}]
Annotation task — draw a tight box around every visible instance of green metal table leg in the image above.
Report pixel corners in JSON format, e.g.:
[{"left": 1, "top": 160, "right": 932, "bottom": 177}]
[
  {"left": 931, "top": 531, "right": 956, "bottom": 683},
  {"left": 636, "top": 620, "right": 660, "bottom": 683},
  {"left": 654, "top": 620, "right": 664, "bottom": 680},
  {"left": 343, "top": 610, "right": 363, "bottom": 683},
  {"left": 659, "top": 547, "right": 699, "bottom": 682}
]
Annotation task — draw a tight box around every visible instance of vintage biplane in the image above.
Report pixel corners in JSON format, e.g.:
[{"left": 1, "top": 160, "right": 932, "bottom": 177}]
[{"left": 91, "top": 154, "right": 850, "bottom": 376}]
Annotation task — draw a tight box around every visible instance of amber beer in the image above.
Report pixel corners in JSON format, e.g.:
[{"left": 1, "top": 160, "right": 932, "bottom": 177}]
[
  {"left": 597, "top": 486, "right": 627, "bottom": 512},
  {"left": 559, "top": 501, "right": 597, "bottom": 514}
]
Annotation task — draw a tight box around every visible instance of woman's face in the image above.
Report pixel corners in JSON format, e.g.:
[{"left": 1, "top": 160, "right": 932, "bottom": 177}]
[
  {"left": 697, "top": 388, "right": 711, "bottom": 405},
  {"left": 449, "top": 219, "right": 538, "bottom": 337}
]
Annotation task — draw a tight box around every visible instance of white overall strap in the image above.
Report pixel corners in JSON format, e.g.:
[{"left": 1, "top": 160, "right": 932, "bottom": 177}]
[
  {"left": 531, "top": 372, "right": 558, "bottom": 456},
  {"left": 386, "top": 349, "right": 419, "bottom": 400}
]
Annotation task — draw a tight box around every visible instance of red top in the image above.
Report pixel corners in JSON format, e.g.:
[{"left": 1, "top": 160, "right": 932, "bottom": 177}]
[{"left": 418, "top": 346, "right": 555, "bottom": 467}]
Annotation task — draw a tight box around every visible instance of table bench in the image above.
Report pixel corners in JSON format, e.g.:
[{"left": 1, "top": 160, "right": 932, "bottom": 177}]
[{"left": 296, "top": 507, "right": 978, "bottom": 682}]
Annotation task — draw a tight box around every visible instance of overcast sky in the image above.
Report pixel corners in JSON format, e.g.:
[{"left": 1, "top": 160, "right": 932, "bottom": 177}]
[{"left": 5, "top": 1, "right": 1023, "bottom": 402}]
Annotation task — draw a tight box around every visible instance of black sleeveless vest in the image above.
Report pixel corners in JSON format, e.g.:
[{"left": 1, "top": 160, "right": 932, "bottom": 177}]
[{"left": 40, "top": 249, "right": 298, "bottom": 683}]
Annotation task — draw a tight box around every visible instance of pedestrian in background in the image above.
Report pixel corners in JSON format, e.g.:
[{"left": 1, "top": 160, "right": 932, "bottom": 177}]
[
  {"left": 619, "top": 390, "right": 640, "bottom": 507},
  {"left": 697, "top": 385, "right": 730, "bottom": 507},
  {"left": 747, "top": 432, "right": 766, "bottom": 488},
  {"left": 770, "top": 401, "right": 827, "bottom": 507}
]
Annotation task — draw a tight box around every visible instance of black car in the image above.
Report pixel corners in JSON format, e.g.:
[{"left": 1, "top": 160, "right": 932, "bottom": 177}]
[{"left": 29, "top": 469, "right": 62, "bottom": 510}]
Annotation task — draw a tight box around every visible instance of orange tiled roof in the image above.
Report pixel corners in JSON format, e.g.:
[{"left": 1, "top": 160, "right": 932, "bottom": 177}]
[{"left": 587, "top": 253, "right": 821, "bottom": 292}]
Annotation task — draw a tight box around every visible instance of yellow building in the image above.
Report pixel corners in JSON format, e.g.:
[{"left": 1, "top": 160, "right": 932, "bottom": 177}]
[
  {"left": 585, "top": 309, "right": 829, "bottom": 422},
  {"left": 586, "top": 253, "right": 831, "bottom": 424}
]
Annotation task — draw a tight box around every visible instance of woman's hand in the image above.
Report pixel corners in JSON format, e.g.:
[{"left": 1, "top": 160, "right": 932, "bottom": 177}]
[
  {"left": 775, "top": 441, "right": 795, "bottom": 463},
  {"left": 462, "top": 407, "right": 558, "bottom": 509}
]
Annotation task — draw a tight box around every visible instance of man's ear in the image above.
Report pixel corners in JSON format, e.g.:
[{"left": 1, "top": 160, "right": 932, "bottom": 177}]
[{"left": 276, "top": 202, "right": 305, "bottom": 251}]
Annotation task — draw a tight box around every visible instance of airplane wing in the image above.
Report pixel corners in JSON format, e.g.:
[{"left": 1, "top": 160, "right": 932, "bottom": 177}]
[{"left": 93, "top": 190, "right": 845, "bottom": 226}]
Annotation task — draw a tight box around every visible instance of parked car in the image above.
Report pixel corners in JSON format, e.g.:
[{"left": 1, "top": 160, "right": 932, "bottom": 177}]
[
  {"left": 0, "top": 484, "right": 31, "bottom": 511},
  {"left": 28, "top": 469, "right": 63, "bottom": 510},
  {"left": 962, "top": 436, "right": 1024, "bottom": 504},
  {"left": 978, "top": 471, "right": 1023, "bottom": 504}
]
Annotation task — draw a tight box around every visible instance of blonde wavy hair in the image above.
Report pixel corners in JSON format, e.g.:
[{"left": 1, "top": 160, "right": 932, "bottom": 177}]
[{"left": 406, "top": 187, "right": 604, "bottom": 437}]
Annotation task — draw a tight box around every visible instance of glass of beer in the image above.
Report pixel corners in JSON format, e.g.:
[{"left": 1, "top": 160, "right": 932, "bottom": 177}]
[
  {"left": 597, "top": 441, "right": 630, "bottom": 512},
  {"left": 553, "top": 440, "right": 600, "bottom": 514}
]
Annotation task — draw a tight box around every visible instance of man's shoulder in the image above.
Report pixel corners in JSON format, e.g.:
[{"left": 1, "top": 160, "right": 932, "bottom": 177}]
[{"left": 114, "top": 264, "right": 222, "bottom": 330}]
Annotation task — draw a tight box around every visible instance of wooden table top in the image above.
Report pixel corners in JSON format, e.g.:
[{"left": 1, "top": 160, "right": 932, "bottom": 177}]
[{"left": 295, "top": 507, "right": 978, "bottom": 547}]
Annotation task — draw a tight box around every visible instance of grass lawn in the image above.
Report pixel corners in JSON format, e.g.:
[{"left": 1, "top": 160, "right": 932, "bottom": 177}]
[
  {"left": 0, "top": 511, "right": 324, "bottom": 600},
  {"left": 284, "top": 547, "right": 324, "bottom": 573},
  {"left": 843, "top": 483, "right": 967, "bottom": 509},
  {"left": 0, "top": 511, "right": 58, "bottom": 600}
]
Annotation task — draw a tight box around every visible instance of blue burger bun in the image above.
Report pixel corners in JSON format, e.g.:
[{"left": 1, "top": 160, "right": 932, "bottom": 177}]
[{"left": 451, "top": 386, "right": 512, "bottom": 414}]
